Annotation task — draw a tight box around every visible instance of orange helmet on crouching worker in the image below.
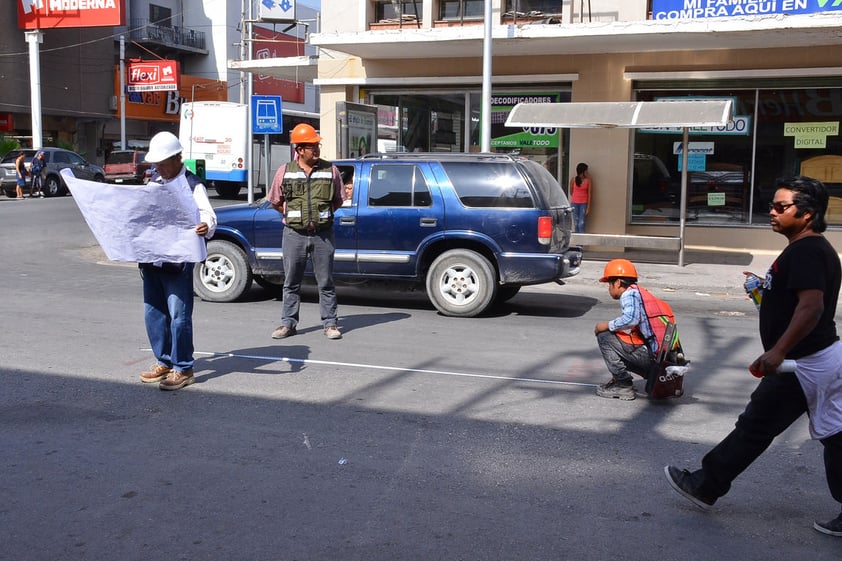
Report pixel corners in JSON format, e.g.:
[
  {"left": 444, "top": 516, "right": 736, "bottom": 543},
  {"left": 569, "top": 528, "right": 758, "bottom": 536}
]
[
  {"left": 599, "top": 259, "right": 638, "bottom": 283},
  {"left": 290, "top": 123, "right": 322, "bottom": 145}
]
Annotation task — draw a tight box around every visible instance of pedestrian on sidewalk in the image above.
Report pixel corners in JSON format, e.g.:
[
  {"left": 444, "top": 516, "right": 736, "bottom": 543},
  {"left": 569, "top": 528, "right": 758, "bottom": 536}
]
[
  {"left": 664, "top": 175, "right": 842, "bottom": 537},
  {"left": 14, "top": 152, "right": 26, "bottom": 199},
  {"left": 568, "top": 162, "right": 592, "bottom": 233},
  {"left": 29, "top": 150, "right": 45, "bottom": 198}
]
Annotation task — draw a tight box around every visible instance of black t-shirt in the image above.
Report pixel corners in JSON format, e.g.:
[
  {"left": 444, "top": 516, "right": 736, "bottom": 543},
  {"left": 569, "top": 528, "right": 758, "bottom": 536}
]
[{"left": 759, "top": 235, "right": 841, "bottom": 358}]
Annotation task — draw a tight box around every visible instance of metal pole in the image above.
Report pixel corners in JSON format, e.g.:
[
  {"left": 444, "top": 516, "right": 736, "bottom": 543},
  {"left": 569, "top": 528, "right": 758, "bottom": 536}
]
[
  {"left": 119, "top": 36, "right": 126, "bottom": 150},
  {"left": 264, "top": 133, "right": 270, "bottom": 197},
  {"left": 240, "top": 0, "right": 248, "bottom": 104},
  {"left": 480, "top": 0, "right": 492, "bottom": 152},
  {"left": 678, "top": 127, "right": 689, "bottom": 267},
  {"left": 189, "top": 83, "right": 197, "bottom": 161},
  {"left": 246, "top": 0, "right": 254, "bottom": 204},
  {"left": 25, "top": 30, "right": 43, "bottom": 149}
]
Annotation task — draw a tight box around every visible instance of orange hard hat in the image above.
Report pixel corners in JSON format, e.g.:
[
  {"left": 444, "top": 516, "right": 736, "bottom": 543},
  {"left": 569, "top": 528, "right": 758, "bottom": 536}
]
[
  {"left": 599, "top": 259, "right": 638, "bottom": 282},
  {"left": 290, "top": 123, "right": 322, "bottom": 145}
]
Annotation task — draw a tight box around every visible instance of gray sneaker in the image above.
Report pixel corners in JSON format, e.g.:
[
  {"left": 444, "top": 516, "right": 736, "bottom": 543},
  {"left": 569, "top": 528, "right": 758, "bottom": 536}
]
[
  {"left": 814, "top": 513, "right": 842, "bottom": 537},
  {"left": 596, "top": 379, "right": 635, "bottom": 400},
  {"left": 271, "top": 325, "right": 296, "bottom": 339},
  {"left": 324, "top": 325, "right": 342, "bottom": 340}
]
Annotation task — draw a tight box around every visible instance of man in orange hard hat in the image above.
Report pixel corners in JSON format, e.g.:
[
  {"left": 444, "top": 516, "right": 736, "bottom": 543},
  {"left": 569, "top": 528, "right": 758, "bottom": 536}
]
[
  {"left": 267, "top": 123, "right": 344, "bottom": 340},
  {"left": 593, "top": 258, "right": 659, "bottom": 401}
]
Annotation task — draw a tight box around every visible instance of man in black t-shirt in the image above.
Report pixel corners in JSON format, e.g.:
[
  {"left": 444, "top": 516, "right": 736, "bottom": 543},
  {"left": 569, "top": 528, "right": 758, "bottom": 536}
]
[{"left": 664, "top": 176, "right": 842, "bottom": 537}]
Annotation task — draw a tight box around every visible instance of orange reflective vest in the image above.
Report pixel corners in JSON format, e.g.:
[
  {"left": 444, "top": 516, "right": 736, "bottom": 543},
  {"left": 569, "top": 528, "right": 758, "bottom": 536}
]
[{"left": 616, "top": 328, "right": 646, "bottom": 346}]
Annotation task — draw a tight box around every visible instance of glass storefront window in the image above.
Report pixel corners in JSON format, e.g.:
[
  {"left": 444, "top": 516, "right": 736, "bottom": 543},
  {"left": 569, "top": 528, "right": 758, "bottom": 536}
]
[
  {"left": 632, "top": 86, "right": 842, "bottom": 227},
  {"left": 368, "top": 89, "right": 570, "bottom": 185},
  {"left": 369, "top": 88, "right": 570, "bottom": 183},
  {"left": 751, "top": 88, "right": 842, "bottom": 227}
]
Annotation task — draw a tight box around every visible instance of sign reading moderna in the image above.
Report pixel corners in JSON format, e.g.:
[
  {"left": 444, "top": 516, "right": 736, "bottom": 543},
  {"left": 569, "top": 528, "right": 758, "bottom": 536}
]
[
  {"left": 653, "top": 0, "right": 842, "bottom": 20},
  {"left": 19, "top": 0, "right": 126, "bottom": 29}
]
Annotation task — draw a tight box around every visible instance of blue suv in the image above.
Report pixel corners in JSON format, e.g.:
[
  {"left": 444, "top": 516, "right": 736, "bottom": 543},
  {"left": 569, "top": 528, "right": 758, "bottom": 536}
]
[{"left": 194, "top": 153, "right": 582, "bottom": 317}]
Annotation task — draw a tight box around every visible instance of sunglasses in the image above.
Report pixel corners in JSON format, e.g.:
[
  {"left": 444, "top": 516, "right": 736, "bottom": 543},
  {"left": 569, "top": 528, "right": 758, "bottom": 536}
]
[
  {"left": 768, "top": 201, "right": 796, "bottom": 213},
  {"left": 298, "top": 144, "right": 321, "bottom": 151}
]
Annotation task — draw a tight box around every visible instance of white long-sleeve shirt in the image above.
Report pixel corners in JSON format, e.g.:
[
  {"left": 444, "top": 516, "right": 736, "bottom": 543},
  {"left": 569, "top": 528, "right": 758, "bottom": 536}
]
[{"left": 149, "top": 165, "right": 217, "bottom": 239}]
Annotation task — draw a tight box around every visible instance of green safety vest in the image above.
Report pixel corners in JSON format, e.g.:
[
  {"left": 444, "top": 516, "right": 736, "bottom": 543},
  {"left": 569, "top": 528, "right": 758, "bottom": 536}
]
[{"left": 281, "top": 159, "right": 336, "bottom": 230}]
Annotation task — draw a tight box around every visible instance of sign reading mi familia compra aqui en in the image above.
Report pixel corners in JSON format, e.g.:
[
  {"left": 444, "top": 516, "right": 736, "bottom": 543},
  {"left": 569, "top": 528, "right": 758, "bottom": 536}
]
[{"left": 653, "top": 0, "right": 842, "bottom": 20}]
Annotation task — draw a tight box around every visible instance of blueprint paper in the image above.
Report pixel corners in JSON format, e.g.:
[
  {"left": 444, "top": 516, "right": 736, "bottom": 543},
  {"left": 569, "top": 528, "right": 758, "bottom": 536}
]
[{"left": 63, "top": 169, "right": 207, "bottom": 263}]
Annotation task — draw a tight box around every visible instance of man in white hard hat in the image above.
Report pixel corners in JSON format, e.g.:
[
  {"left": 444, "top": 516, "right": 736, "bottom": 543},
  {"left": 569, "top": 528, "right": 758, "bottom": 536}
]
[{"left": 137, "top": 131, "right": 217, "bottom": 391}]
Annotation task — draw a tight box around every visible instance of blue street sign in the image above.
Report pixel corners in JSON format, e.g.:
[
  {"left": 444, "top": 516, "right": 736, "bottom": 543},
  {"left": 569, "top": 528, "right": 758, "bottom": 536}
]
[{"left": 251, "top": 95, "right": 283, "bottom": 134}]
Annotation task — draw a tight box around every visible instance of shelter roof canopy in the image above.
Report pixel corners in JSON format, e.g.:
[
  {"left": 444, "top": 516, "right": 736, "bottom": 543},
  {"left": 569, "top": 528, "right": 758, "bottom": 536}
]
[{"left": 504, "top": 100, "right": 734, "bottom": 129}]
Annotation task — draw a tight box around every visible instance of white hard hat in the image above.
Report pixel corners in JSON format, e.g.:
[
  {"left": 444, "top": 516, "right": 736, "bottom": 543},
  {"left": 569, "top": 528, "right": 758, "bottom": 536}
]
[{"left": 145, "top": 131, "right": 183, "bottom": 163}]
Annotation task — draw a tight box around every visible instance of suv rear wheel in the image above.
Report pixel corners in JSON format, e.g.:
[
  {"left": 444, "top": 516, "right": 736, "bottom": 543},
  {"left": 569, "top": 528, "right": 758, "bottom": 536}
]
[
  {"left": 426, "top": 249, "right": 497, "bottom": 317},
  {"left": 194, "top": 240, "right": 253, "bottom": 302}
]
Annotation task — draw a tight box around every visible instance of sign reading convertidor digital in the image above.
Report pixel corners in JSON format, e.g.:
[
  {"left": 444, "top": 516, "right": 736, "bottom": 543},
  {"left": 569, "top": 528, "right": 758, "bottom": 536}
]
[
  {"left": 18, "top": 0, "right": 126, "bottom": 30},
  {"left": 784, "top": 121, "right": 840, "bottom": 149},
  {"left": 653, "top": 0, "right": 842, "bottom": 20}
]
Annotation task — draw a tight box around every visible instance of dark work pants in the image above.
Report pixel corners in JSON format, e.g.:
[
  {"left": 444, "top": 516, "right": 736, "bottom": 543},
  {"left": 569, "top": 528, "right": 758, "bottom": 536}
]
[
  {"left": 596, "top": 330, "right": 656, "bottom": 384},
  {"left": 699, "top": 372, "right": 842, "bottom": 506}
]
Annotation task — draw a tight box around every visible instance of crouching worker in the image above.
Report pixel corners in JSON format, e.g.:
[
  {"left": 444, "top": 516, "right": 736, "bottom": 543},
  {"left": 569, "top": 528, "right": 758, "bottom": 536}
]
[{"left": 593, "top": 259, "right": 659, "bottom": 401}]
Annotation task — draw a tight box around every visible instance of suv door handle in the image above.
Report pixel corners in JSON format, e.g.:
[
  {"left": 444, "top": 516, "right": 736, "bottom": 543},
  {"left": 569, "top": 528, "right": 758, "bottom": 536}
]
[
  {"left": 420, "top": 217, "right": 437, "bottom": 227},
  {"left": 339, "top": 216, "right": 356, "bottom": 225}
]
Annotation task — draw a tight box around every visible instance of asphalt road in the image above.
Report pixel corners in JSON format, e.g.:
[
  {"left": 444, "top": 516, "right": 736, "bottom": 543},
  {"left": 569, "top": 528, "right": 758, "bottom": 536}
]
[{"left": 1, "top": 193, "right": 839, "bottom": 560}]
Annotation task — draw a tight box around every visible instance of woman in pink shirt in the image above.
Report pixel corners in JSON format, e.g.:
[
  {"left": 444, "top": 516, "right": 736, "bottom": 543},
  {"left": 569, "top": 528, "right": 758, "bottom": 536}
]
[{"left": 569, "top": 162, "right": 592, "bottom": 232}]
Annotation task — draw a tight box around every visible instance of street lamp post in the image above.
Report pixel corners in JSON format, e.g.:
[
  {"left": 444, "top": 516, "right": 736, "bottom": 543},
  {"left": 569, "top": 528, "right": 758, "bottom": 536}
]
[
  {"left": 481, "top": 0, "right": 492, "bottom": 152},
  {"left": 188, "top": 83, "right": 203, "bottom": 162}
]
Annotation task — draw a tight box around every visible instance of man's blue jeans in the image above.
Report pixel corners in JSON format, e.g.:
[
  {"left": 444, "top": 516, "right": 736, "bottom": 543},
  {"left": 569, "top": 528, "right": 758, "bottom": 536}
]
[
  {"left": 281, "top": 227, "right": 338, "bottom": 329},
  {"left": 140, "top": 263, "right": 195, "bottom": 372}
]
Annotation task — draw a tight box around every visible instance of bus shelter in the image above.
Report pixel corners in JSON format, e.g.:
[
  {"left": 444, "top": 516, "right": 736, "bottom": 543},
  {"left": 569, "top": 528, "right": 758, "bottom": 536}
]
[{"left": 505, "top": 100, "right": 735, "bottom": 267}]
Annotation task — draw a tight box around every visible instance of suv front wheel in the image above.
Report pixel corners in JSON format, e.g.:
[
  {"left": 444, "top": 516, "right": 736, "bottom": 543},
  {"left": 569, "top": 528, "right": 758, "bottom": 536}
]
[
  {"left": 194, "top": 240, "right": 253, "bottom": 302},
  {"left": 426, "top": 249, "right": 498, "bottom": 317}
]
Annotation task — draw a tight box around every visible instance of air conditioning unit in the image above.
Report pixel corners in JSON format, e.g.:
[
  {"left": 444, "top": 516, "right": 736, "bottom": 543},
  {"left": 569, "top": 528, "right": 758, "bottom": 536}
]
[{"left": 109, "top": 95, "right": 118, "bottom": 111}]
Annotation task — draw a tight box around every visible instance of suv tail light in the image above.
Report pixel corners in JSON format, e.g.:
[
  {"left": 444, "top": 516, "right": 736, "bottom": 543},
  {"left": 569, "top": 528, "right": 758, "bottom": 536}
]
[{"left": 538, "top": 216, "right": 553, "bottom": 245}]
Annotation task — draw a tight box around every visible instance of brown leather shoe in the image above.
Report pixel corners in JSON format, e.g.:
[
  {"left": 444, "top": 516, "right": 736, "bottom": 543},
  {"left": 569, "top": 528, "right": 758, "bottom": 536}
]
[
  {"left": 159, "top": 369, "right": 194, "bottom": 391},
  {"left": 271, "top": 325, "right": 296, "bottom": 339},
  {"left": 140, "top": 364, "right": 171, "bottom": 383}
]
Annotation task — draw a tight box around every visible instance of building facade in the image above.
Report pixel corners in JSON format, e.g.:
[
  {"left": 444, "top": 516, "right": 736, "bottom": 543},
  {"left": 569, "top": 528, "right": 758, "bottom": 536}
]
[
  {"left": 308, "top": 0, "right": 842, "bottom": 251},
  {"left": 0, "top": 0, "right": 318, "bottom": 169}
]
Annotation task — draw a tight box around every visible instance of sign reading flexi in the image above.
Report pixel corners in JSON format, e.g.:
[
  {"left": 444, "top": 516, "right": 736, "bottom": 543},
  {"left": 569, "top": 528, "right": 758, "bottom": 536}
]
[
  {"left": 126, "top": 60, "right": 179, "bottom": 93},
  {"left": 18, "top": 0, "right": 126, "bottom": 29}
]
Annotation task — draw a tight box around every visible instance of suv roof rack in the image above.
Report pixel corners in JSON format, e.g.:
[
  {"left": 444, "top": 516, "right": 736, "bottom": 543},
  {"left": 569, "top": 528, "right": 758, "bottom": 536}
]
[{"left": 358, "top": 152, "right": 519, "bottom": 162}]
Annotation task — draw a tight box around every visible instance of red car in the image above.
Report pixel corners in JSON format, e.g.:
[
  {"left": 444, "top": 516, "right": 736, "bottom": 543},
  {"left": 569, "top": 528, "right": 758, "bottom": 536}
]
[{"left": 104, "top": 150, "right": 152, "bottom": 184}]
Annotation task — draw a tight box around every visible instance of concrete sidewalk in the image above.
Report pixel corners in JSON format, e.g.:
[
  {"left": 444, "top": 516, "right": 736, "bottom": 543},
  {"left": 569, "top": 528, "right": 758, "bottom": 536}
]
[{"left": 573, "top": 245, "right": 781, "bottom": 295}]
